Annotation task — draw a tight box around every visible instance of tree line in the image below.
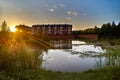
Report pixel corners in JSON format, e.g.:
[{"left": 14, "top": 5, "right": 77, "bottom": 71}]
[
  {"left": 72, "top": 21, "right": 120, "bottom": 39},
  {"left": 98, "top": 22, "right": 120, "bottom": 39}
]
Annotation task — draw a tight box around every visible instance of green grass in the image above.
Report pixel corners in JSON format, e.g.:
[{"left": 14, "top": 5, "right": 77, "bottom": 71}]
[{"left": 0, "top": 66, "right": 120, "bottom": 80}]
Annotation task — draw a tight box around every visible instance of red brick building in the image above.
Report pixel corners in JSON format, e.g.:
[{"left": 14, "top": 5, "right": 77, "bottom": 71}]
[{"left": 32, "top": 24, "right": 72, "bottom": 37}]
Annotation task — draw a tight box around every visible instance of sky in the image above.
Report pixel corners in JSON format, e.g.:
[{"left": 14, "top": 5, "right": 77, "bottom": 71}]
[{"left": 0, "top": 0, "right": 120, "bottom": 30}]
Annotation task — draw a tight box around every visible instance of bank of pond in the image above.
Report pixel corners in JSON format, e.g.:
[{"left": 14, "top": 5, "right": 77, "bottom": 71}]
[{"left": 0, "top": 38, "right": 120, "bottom": 80}]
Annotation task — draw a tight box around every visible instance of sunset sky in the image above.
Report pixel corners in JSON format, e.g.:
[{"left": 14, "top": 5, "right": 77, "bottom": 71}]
[{"left": 0, "top": 0, "right": 120, "bottom": 30}]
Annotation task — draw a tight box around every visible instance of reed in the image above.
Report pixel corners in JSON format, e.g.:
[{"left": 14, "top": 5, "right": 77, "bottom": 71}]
[{"left": 0, "top": 33, "right": 43, "bottom": 73}]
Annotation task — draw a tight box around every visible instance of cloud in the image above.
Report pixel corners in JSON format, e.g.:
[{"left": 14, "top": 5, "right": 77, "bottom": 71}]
[
  {"left": 66, "top": 11, "right": 78, "bottom": 16},
  {"left": 48, "top": 8, "right": 54, "bottom": 12},
  {"left": 65, "top": 17, "right": 72, "bottom": 21},
  {"left": 67, "top": 11, "right": 72, "bottom": 14},
  {"left": 59, "top": 4, "right": 65, "bottom": 7},
  {"left": 72, "top": 12, "right": 78, "bottom": 16},
  {"left": 52, "top": 4, "right": 65, "bottom": 8}
]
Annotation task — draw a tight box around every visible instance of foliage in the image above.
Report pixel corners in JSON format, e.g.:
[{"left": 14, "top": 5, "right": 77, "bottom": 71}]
[
  {"left": 72, "top": 26, "right": 100, "bottom": 35},
  {"left": 98, "top": 22, "right": 120, "bottom": 39},
  {"left": 0, "top": 21, "right": 10, "bottom": 32},
  {"left": 73, "top": 21, "right": 120, "bottom": 39}
]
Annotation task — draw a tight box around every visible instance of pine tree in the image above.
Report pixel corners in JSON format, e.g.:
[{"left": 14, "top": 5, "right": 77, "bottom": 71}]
[{"left": 1, "top": 21, "right": 9, "bottom": 32}]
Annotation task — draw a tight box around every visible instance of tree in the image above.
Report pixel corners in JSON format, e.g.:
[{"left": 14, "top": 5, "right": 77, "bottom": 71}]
[
  {"left": 1, "top": 21, "right": 9, "bottom": 32},
  {"left": 112, "top": 21, "right": 116, "bottom": 27},
  {"left": 94, "top": 26, "right": 99, "bottom": 34},
  {"left": 117, "top": 22, "right": 120, "bottom": 37}
]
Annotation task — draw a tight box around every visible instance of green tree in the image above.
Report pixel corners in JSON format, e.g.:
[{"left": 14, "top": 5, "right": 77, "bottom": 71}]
[
  {"left": 117, "top": 22, "right": 120, "bottom": 37},
  {"left": 94, "top": 26, "right": 99, "bottom": 34},
  {"left": 1, "top": 21, "right": 9, "bottom": 32}
]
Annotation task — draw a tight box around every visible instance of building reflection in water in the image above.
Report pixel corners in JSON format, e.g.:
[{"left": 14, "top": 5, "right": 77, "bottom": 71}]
[{"left": 49, "top": 39, "right": 72, "bottom": 49}]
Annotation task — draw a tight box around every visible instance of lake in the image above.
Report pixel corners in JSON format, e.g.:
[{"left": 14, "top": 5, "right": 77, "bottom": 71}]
[{"left": 41, "top": 40, "right": 107, "bottom": 72}]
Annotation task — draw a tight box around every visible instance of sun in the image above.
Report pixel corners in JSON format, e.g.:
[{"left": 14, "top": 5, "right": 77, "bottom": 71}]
[{"left": 10, "top": 25, "right": 16, "bottom": 32}]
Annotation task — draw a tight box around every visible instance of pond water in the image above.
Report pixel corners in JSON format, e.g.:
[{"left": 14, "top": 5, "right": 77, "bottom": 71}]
[{"left": 41, "top": 40, "right": 107, "bottom": 72}]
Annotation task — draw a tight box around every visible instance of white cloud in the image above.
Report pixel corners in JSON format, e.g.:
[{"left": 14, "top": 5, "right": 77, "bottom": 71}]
[
  {"left": 59, "top": 4, "right": 65, "bottom": 7},
  {"left": 48, "top": 8, "right": 54, "bottom": 12},
  {"left": 66, "top": 11, "right": 78, "bottom": 16},
  {"left": 67, "top": 11, "right": 72, "bottom": 14},
  {"left": 72, "top": 12, "right": 78, "bottom": 16}
]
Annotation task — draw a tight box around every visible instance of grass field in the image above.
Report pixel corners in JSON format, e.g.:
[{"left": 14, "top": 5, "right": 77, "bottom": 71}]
[{"left": 0, "top": 66, "right": 120, "bottom": 80}]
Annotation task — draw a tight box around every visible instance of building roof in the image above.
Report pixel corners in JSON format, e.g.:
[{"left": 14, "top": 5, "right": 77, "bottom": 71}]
[{"left": 32, "top": 24, "right": 72, "bottom": 28}]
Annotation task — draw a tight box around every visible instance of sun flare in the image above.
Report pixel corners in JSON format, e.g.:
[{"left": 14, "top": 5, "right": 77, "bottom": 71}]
[{"left": 10, "top": 26, "right": 16, "bottom": 32}]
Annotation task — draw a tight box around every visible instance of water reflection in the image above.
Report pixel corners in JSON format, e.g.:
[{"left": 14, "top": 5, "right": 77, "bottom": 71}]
[
  {"left": 41, "top": 40, "right": 107, "bottom": 72},
  {"left": 40, "top": 40, "right": 120, "bottom": 72},
  {"left": 50, "top": 39, "right": 72, "bottom": 49}
]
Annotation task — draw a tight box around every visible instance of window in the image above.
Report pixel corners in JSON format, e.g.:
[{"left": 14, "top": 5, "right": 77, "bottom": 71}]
[
  {"left": 37, "top": 27, "right": 40, "bottom": 30},
  {"left": 42, "top": 26, "right": 45, "bottom": 31},
  {"left": 60, "top": 32, "right": 62, "bottom": 35},
  {"left": 68, "top": 26, "right": 71, "bottom": 31},
  {"left": 68, "top": 31, "right": 71, "bottom": 35},
  {"left": 54, "top": 27, "right": 57, "bottom": 30},
  {"left": 48, "top": 26, "right": 51, "bottom": 30}
]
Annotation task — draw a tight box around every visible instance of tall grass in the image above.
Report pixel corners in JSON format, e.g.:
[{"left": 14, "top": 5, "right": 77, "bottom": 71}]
[
  {"left": 0, "top": 32, "right": 48, "bottom": 73},
  {"left": 0, "top": 39, "right": 42, "bottom": 73}
]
